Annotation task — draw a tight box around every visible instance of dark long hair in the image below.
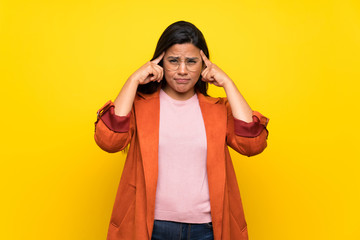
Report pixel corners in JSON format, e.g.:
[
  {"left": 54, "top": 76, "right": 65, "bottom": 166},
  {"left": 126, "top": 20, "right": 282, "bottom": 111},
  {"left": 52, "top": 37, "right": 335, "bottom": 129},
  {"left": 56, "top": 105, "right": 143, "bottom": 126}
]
[{"left": 137, "top": 21, "right": 209, "bottom": 96}]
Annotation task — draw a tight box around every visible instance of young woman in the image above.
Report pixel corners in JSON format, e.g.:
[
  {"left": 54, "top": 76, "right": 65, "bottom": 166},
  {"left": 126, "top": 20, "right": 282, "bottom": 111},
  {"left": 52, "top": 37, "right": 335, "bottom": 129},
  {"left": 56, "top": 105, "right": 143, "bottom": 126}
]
[{"left": 94, "top": 21, "right": 269, "bottom": 240}]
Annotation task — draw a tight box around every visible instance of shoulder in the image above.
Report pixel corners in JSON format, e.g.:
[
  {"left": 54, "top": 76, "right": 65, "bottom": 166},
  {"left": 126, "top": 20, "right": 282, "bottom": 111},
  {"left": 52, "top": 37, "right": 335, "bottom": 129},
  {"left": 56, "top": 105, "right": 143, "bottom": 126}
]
[
  {"left": 135, "top": 88, "right": 160, "bottom": 102},
  {"left": 197, "top": 92, "right": 225, "bottom": 105}
]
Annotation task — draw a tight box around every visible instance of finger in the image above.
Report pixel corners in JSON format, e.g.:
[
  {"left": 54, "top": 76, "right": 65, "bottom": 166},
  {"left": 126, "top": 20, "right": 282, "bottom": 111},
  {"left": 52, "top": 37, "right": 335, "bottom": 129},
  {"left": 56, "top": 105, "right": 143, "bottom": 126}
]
[
  {"left": 201, "top": 67, "right": 208, "bottom": 78},
  {"left": 154, "top": 64, "right": 161, "bottom": 77},
  {"left": 200, "top": 50, "right": 211, "bottom": 67},
  {"left": 203, "top": 72, "right": 216, "bottom": 83},
  {"left": 201, "top": 74, "right": 212, "bottom": 82},
  {"left": 159, "top": 66, "right": 164, "bottom": 82},
  {"left": 212, "top": 81, "right": 220, "bottom": 87},
  {"left": 151, "top": 51, "right": 165, "bottom": 65},
  {"left": 154, "top": 65, "right": 163, "bottom": 82},
  {"left": 149, "top": 74, "right": 155, "bottom": 81},
  {"left": 202, "top": 77, "right": 215, "bottom": 83},
  {"left": 201, "top": 68, "right": 210, "bottom": 81},
  {"left": 143, "top": 75, "right": 152, "bottom": 84},
  {"left": 148, "top": 67, "right": 159, "bottom": 81}
]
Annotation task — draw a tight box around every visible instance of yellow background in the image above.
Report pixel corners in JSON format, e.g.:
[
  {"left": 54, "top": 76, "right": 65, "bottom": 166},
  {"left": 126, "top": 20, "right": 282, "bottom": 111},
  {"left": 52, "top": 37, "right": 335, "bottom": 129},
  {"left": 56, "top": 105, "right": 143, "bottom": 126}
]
[{"left": 1, "top": 0, "right": 359, "bottom": 239}]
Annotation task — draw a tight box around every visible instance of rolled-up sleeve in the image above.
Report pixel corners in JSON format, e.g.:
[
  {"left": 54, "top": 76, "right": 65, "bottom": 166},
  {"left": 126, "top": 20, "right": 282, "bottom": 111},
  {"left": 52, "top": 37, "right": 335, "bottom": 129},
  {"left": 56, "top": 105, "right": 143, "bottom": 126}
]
[
  {"left": 225, "top": 100, "right": 269, "bottom": 156},
  {"left": 94, "top": 100, "right": 134, "bottom": 153},
  {"left": 233, "top": 111, "right": 269, "bottom": 138}
]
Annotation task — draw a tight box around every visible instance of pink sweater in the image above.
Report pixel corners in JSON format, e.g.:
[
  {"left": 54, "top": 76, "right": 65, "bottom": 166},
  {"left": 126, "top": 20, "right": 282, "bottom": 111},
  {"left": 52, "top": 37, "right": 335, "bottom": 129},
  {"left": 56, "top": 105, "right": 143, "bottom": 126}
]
[{"left": 154, "top": 89, "right": 212, "bottom": 223}]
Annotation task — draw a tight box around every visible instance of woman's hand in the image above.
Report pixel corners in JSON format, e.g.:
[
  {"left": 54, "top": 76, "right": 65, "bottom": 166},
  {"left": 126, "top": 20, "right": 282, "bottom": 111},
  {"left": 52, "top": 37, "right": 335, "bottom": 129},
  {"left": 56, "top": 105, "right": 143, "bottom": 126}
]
[
  {"left": 113, "top": 52, "right": 164, "bottom": 116},
  {"left": 200, "top": 50, "right": 232, "bottom": 88},
  {"left": 130, "top": 52, "right": 165, "bottom": 85},
  {"left": 200, "top": 50, "right": 253, "bottom": 121}
]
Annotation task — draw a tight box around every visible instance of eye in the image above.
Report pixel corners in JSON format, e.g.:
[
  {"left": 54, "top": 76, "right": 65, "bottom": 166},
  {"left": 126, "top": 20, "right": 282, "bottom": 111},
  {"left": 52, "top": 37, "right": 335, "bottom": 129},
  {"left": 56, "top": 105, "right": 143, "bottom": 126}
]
[
  {"left": 169, "top": 59, "right": 178, "bottom": 63},
  {"left": 187, "top": 60, "right": 197, "bottom": 65}
]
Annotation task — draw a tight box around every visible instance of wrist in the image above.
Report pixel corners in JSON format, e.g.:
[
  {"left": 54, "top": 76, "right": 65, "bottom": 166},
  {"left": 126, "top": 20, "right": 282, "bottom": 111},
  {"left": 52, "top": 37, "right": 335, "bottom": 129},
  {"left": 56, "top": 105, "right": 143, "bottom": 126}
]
[
  {"left": 128, "top": 74, "right": 141, "bottom": 86},
  {"left": 222, "top": 77, "right": 234, "bottom": 90}
]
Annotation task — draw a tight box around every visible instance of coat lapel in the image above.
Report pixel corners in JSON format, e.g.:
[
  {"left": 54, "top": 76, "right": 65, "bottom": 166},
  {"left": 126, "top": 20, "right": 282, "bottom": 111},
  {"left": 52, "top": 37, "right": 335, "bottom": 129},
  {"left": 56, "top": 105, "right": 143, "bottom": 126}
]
[
  {"left": 134, "top": 90, "right": 160, "bottom": 238},
  {"left": 198, "top": 92, "right": 227, "bottom": 240}
]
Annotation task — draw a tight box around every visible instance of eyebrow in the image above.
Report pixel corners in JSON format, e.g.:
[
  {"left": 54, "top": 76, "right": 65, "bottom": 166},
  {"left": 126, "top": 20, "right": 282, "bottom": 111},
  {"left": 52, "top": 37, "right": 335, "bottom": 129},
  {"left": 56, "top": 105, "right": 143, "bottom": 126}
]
[{"left": 167, "top": 56, "right": 199, "bottom": 60}]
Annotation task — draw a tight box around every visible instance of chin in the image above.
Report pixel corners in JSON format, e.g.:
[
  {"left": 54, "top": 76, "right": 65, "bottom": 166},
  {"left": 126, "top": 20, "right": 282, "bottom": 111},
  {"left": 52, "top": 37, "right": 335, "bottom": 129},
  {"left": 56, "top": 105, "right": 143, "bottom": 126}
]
[{"left": 175, "top": 86, "right": 193, "bottom": 93}]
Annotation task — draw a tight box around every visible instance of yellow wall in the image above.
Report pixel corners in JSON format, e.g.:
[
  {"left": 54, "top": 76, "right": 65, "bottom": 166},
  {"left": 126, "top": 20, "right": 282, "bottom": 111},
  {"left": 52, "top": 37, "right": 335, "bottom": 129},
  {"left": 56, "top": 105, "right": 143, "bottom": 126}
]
[{"left": 1, "top": 0, "right": 359, "bottom": 239}]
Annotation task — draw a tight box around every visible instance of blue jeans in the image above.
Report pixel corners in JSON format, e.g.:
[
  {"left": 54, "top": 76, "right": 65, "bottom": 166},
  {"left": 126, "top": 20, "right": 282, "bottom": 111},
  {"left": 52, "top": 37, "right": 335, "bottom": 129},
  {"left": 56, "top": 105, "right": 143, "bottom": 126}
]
[{"left": 151, "top": 220, "right": 214, "bottom": 240}]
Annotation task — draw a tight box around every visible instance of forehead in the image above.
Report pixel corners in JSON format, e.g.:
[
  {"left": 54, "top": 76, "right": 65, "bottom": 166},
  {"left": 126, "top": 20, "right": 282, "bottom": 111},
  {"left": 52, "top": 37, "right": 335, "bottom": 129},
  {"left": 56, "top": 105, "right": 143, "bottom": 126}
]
[{"left": 165, "top": 43, "right": 200, "bottom": 57}]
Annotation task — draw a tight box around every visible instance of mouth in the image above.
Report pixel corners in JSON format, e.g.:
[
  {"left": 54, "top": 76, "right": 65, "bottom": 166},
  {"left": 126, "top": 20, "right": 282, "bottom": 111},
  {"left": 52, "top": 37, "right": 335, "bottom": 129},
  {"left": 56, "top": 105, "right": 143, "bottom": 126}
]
[{"left": 174, "top": 78, "right": 191, "bottom": 83}]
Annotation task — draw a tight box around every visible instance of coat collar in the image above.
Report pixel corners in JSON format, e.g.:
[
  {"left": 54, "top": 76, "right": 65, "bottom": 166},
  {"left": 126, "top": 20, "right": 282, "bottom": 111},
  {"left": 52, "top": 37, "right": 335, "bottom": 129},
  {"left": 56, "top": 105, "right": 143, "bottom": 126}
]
[{"left": 134, "top": 87, "right": 225, "bottom": 239}]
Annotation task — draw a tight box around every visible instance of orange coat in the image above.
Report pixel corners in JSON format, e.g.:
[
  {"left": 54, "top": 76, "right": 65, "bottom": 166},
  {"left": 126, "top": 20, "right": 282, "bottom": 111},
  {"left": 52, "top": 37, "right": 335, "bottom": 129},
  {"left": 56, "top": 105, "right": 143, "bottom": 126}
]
[{"left": 94, "top": 89, "right": 269, "bottom": 240}]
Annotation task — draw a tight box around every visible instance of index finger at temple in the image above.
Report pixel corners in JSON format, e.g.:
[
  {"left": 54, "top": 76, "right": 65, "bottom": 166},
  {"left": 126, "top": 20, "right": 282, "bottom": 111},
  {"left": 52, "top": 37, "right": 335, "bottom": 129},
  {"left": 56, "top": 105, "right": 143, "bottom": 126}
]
[
  {"left": 200, "top": 50, "right": 211, "bottom": 67},
  {"left": 152, "top": 51, "right": 165, "bottom": 64}
]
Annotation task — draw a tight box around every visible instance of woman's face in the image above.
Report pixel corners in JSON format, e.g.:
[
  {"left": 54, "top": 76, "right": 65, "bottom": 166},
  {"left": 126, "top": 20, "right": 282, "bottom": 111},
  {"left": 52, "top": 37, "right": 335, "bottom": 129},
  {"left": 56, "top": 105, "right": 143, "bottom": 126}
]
[{"left": 162, "top": 43, "right": 203, "bottom": 100}]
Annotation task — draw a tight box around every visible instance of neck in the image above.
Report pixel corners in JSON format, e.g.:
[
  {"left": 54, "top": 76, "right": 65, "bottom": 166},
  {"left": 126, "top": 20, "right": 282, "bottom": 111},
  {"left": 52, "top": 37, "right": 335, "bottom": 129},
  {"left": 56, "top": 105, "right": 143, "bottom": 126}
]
[{"left": 162, "top": 86, "right": 195, "bottom": 101}]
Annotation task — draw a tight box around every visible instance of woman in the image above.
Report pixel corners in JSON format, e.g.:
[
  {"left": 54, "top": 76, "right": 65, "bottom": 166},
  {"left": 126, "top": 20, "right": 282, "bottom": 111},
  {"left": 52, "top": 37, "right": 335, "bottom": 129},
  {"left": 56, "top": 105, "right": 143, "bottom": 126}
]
[{"left": 94, "top": 21, "right": 269, "bottom": 240}]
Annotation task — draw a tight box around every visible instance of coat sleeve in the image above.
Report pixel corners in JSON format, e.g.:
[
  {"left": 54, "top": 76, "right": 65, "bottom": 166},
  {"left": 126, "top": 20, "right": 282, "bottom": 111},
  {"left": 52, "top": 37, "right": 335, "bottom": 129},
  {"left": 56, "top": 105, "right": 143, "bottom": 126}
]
[
  {"left": 94, "top": 100, "right": 135, "bottom": 153},
  {"left": 224, "top": 99, "right": 269, "bottom": 157}
]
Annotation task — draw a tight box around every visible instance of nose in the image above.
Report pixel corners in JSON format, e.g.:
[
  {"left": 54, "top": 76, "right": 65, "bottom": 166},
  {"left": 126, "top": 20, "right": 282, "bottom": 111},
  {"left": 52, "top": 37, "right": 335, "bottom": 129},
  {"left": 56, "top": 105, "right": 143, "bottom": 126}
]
[{"left": 178, "top": 61, "right": 188, "bottom": 74}]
